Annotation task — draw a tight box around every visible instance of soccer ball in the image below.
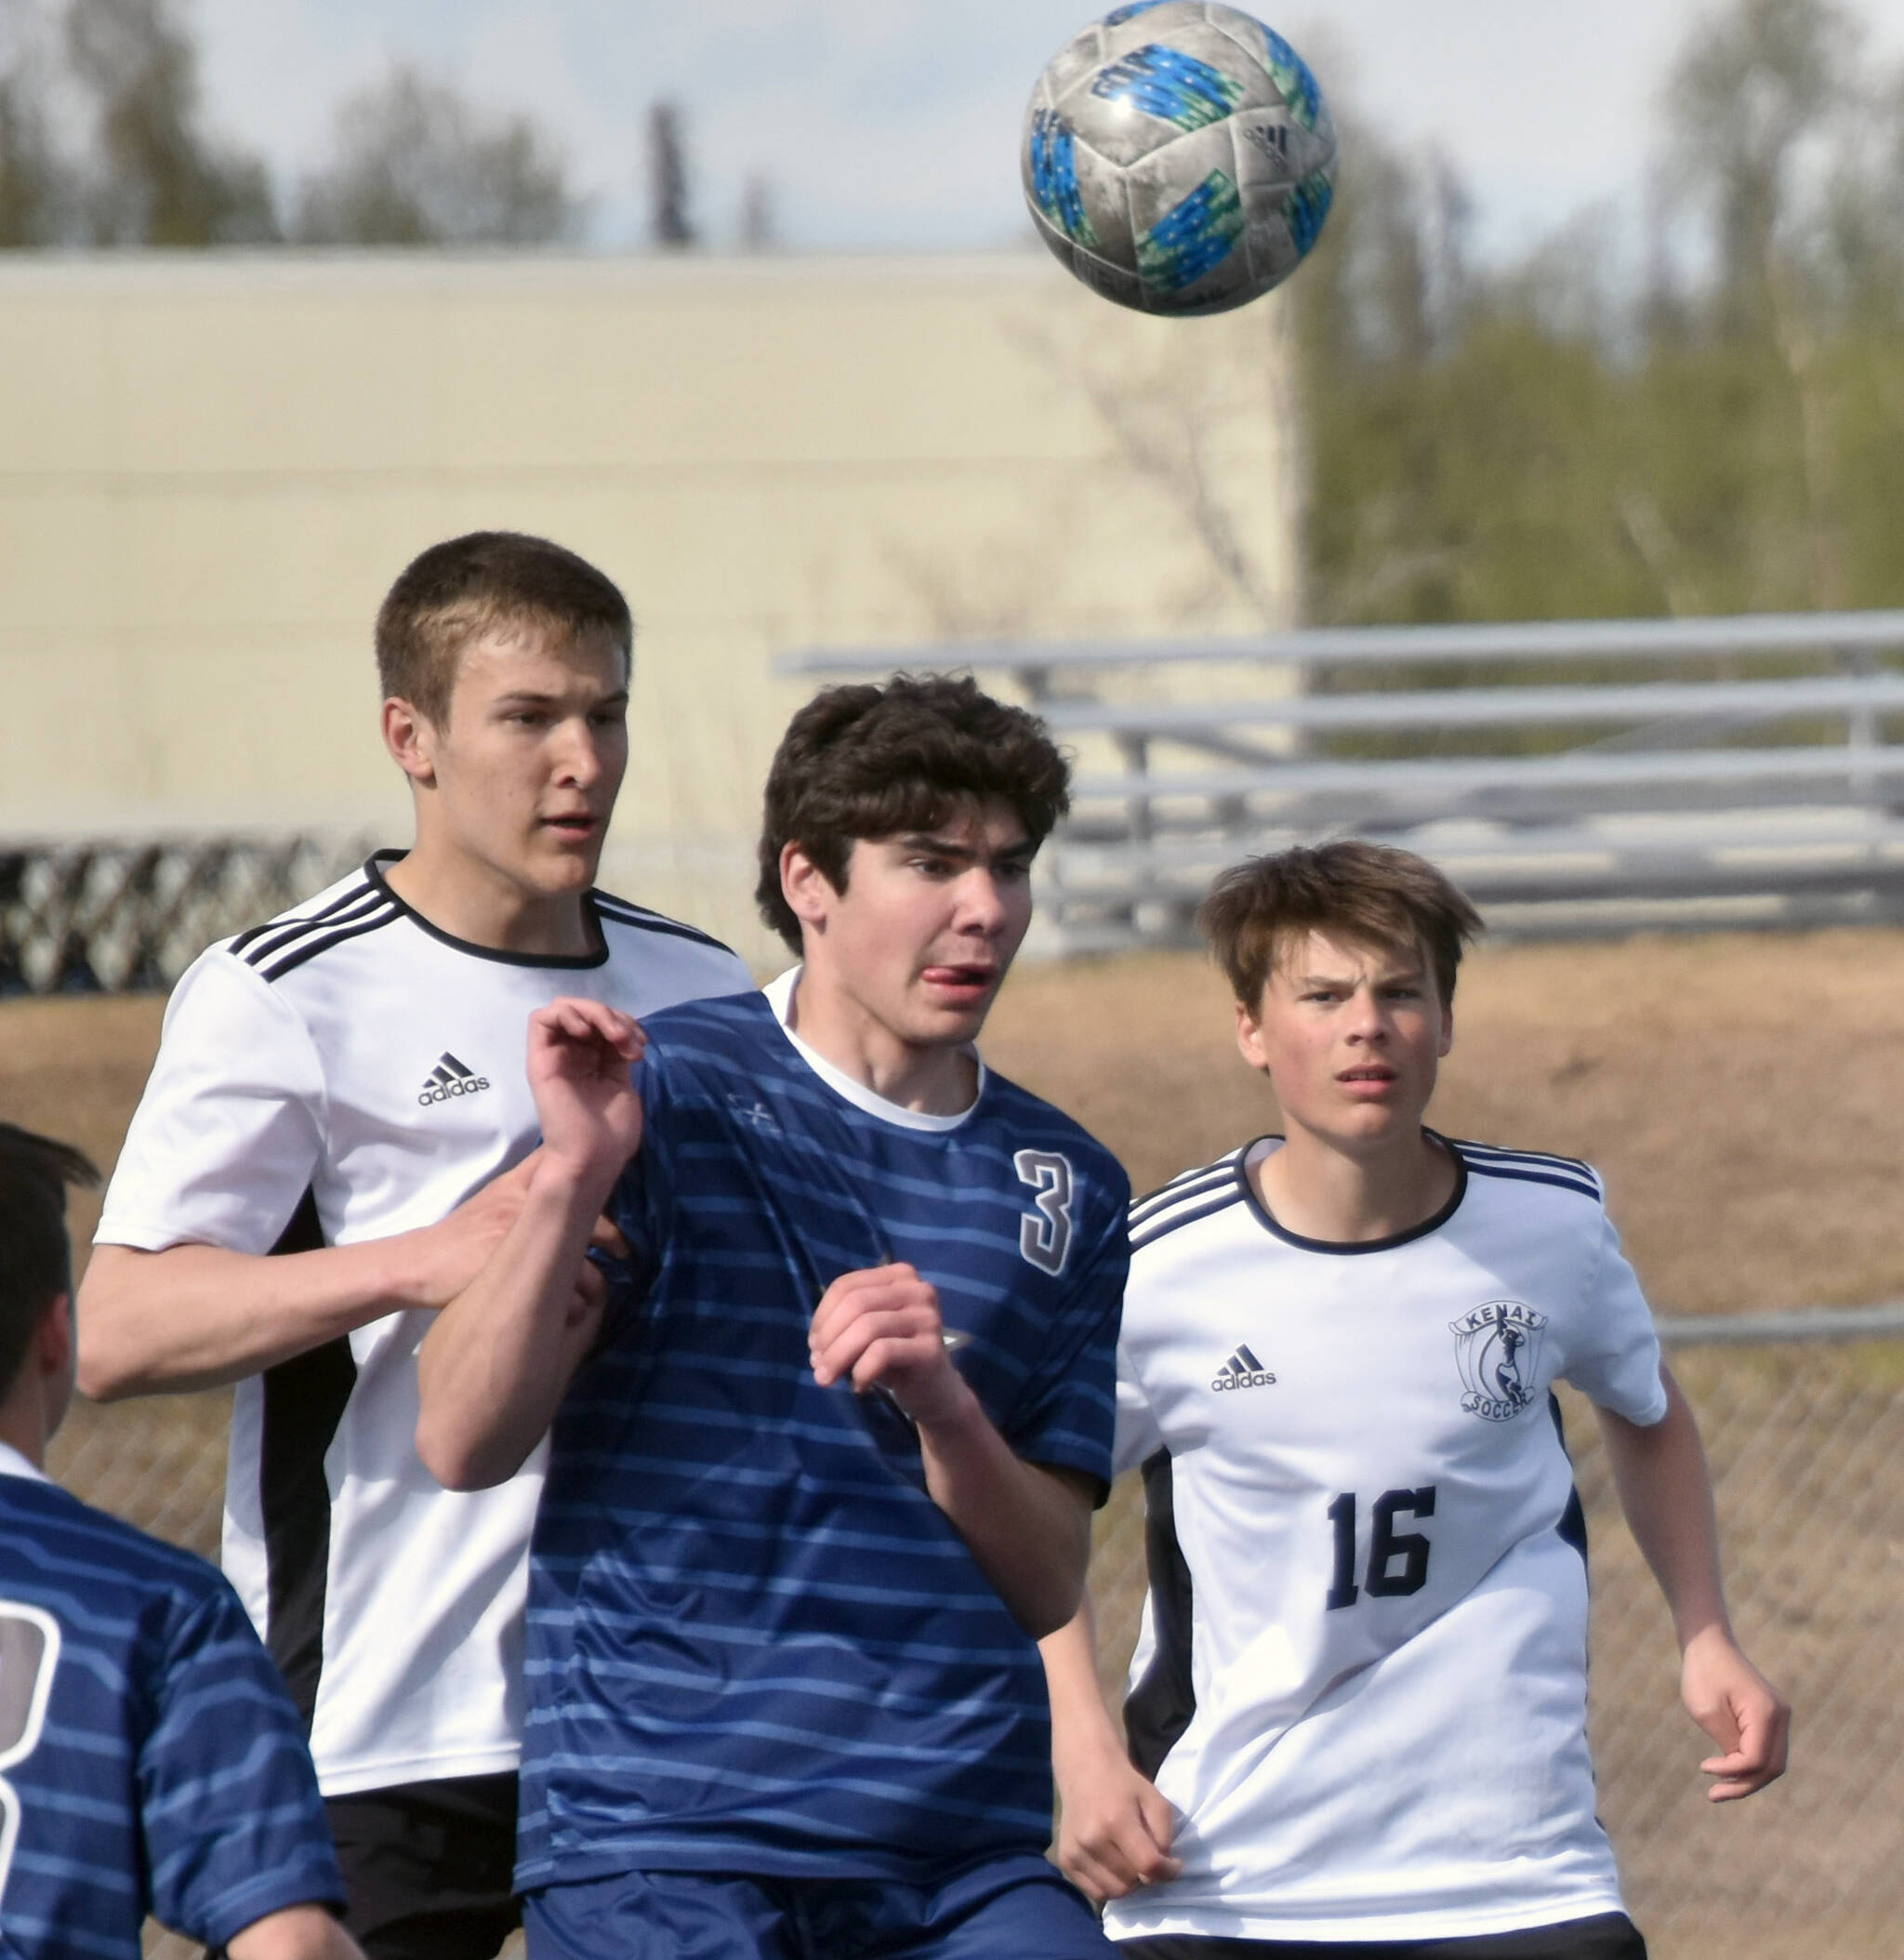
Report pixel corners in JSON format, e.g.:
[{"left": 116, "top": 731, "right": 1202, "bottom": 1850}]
[{"left": 1021, "top": 3, "right": 1336, "bottom": 317}]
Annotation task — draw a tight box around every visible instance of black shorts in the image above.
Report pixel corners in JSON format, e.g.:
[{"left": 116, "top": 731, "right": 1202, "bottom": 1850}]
[
  {"left": 324, "top": 1771, "right": 521, "bottom": 1960},
  {"left": 1117, "top": 1914, "right": 1646, "bottom": 1960}
]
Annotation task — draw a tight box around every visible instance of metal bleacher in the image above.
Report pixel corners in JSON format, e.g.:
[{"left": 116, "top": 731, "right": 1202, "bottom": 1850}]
[{"left": 777, "top": 610, "right": 1904, "bottom": 951}]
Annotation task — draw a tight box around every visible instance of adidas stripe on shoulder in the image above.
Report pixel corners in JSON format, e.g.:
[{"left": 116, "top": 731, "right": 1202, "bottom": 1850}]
[
  {"left": 592, "top": 892, "right": 737, "bottom": 956},
  {"left": 1131, "top": 1151, "right": 1250, "bottom": 1253},
  {"left": 231, "top": 880, "right": 402, "bottom": 985},
  {"left": 1452, "top": 1137, "right": 1601, "bottom": 1203}
]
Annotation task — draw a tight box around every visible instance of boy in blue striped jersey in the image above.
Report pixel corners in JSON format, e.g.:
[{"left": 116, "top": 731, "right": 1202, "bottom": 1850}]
[
  {"left": 1039, "top": 842, "right": 1789, "bottom": 1960},
  {"left": 0, "top": 1122, "right": 362, "bottom": 1960},
  {"left": 417, "top": 676, "right": 1129, "bottom": 1959}
]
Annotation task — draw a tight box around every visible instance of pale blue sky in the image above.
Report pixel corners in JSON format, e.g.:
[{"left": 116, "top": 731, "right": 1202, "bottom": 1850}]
[{"left": 191, "top": 0, "right": 1904, "bottom": 255}]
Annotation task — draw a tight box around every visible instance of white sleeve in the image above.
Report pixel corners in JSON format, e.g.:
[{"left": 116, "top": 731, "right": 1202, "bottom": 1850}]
[
  {"left": 1111, "top": 1339, "right": 1165, "bottom": 1479},
  {"left": 95, "top": 949, "right": 328, "bottom": 1257},
  {"left": 1560, "top": 1202, "right": 1670, "bottom": 1426}
]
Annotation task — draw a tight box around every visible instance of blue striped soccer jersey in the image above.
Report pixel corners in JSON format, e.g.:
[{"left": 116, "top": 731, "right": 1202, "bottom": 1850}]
[
  {"left": 1104, "top": 1133, "right": 1669, "bottom": 1948},
  {"left": 0, "top": 1450, "right": 342, "bottom": 1955},
  {"left": 93, "top": 852, "right": 751, "bottom": 1800},
  {"left": 519, "top": 972, "right": 1130, "bottom": 1894}
]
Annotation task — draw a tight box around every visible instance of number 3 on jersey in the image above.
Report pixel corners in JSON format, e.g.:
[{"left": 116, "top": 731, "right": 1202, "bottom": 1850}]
[
  {"left": 0, "top": 1603, "right": 60, "bottom": 1902},
  {"left": 1326, "top": 1487, "right": 1436, "bottom": 1609},
  {"left": 1013, "top": 1149, "right": 1075, "bottom": 1275}
]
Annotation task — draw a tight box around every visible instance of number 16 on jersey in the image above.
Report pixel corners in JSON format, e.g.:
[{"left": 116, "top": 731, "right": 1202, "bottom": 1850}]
[{"left": 1325, "top": 1487, "right": 1436, "bottom": 1609}]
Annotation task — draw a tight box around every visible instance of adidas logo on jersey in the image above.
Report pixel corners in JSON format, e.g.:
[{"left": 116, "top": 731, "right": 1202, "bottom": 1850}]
[
  {"left": 417, "top": 1053, "right": 492, "bottom": 1106},
  {"left": 1211, "top": 1344, "right": 1277, "bottom": 1392}
]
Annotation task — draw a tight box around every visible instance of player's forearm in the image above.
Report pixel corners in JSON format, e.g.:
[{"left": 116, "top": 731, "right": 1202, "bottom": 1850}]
[
  {"left": 76, "top": 1238, "right": 436, "bottom": 1399},
  {"left": 1040, "top": 1593, "right": 1128, "bottom": 1773},
  {"left": 1601, "top": 1366, "right": 1731, "bottom": 1649},
  {"left": 917, "top": 1387, "right": 1093, "bottom": 1638},
  {"left": 415, "top": 1158, "right": 613, "bottom": 1490},
  {"left": 226, "top": 1903, "right": 366, "bottom": 1960}
]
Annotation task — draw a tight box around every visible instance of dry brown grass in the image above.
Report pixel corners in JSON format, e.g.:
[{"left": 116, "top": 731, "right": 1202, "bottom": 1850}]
[
  {"left": 984, "top": 929, "right": 1904, "bottom": 1314},
  {"left": 12, "top": 927, "right": 1904, "bottom": 1317}
]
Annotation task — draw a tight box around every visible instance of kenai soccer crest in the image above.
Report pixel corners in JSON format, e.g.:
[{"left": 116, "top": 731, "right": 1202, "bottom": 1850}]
[{"left": 1449, "top": 1300, "right": 1548, "bottom": 1422}]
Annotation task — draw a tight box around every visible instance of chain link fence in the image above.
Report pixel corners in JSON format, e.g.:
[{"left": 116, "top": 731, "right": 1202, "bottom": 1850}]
[
  {"left": 50, "top": 1317, "right": 1897, "bottom": 1960},
  {"left": 1080, "top": 1313, "right": 1902, "bottom": 1960},
  {"left": 0, "top": 835, "right": 375, "bottom": 995}
]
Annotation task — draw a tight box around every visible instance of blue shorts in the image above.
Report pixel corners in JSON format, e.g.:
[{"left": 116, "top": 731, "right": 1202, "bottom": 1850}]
[{"left": 522, "top": 1854, "right": 1115, "bottom": 1960}]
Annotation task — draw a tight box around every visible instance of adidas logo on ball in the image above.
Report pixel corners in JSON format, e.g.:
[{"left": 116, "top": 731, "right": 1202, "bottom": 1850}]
[{"left": 418, "top": 1053, "right": 492, "bottom": 1106}]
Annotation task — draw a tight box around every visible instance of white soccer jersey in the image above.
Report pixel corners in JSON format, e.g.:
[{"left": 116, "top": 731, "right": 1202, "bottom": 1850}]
[
  {"left": 95, "top": 853, "right": 752, "bottom": 1798},
  {"left": 1104, "top": 1132, "right": 1669, "bottom": 1947}
]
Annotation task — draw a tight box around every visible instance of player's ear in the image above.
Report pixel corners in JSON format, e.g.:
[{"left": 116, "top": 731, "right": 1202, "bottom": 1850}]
[
  {"left": 34, "top": 1292, "right": 74, "bottom": 1443},
  {"left": 1235, "top": 996, "right": 1272, "bottom": 1076},
  {"left": 1438, "top": 1001, "right": 1455, "bottom": 1059},
  {"left": 780, "top": 841, "right": 840, "bottom": 933},
  {"left": 382, "top": 697, "right": 440, "bottom": 788}
]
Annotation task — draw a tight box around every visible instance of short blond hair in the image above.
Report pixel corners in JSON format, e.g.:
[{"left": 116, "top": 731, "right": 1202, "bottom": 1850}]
[
  {"left": 1198, "top": 841, "right": 1483, "bottom": 1007},
  {"left": 375, "top": 532, "right": 632, "bottom": 725}
]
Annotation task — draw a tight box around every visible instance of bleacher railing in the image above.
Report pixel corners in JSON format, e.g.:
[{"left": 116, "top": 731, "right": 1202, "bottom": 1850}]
[{"left": 779, "top": 609, "right": 1904, "bottom": 947}]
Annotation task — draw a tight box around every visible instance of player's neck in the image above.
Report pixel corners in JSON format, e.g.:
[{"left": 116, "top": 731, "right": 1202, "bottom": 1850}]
[
  {"left": 383, "top": 839, "right": 599, "bottom": 959},
  {"left": 1254, "top": 1124, "right": 1456, "bottom": 1245},
  {"left": 783, "top": 970, "right": 980, "bottom": 1118},
  {"left": 0, "top": 1381, "right": 50, "bottom": 1471}
]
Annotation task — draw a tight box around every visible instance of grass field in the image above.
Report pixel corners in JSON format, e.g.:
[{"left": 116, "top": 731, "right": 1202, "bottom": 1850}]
[{"left": 5, "top": 930, "right": 1901, "bottom": 1959}]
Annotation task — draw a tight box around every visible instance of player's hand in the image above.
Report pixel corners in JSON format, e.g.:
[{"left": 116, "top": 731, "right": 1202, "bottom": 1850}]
[
  {"left": 564, "top": 1245, "right": 613, "bottom": 1334},
  {"left": 1053, "top": 1741, "right": 1183, "bottom": 1900},
  {"left": 526, "top": 999, "right": 646, "bottom": 1180},
  {"left": 809, "top": 1264, "right": 969, "bottom": 1429},
  {"left": 406, "top": 1151, "right": 628, "bottom": 1312},
  {"left": 1681, "top": 1624, "right": 1790, "bottom": 1800}
]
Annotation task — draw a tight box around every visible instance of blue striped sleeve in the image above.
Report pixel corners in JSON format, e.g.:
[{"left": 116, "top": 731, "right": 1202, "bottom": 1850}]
[
  {"left": 141, "top": 1583, "right": 343, "bottom": 1950},
  {"left": 999, "top": 1200, "right": 1128, "bottom": 1497}
]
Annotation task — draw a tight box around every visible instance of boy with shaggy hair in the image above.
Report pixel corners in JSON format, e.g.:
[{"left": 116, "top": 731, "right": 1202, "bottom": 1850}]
[
  {"left": 0, "top": 1122, "right": 363, "bottom": 1960},
  {"left": 1040, "top": 841, "right": 1787, "bottom": 1960},
  {"left": 417, "top": 674, "right": 1130, "bottom": 1959}
]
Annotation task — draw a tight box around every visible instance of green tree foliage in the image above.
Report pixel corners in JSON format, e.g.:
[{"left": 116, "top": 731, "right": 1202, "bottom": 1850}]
[
  {"left": 0, "top": 73, "right": 68, "bottom": 244},
  {"left": 1292, "top": 0, "right": 1904, "bottom": 629},
  {"left": 295, "top": 65, "right": 580, "bottom": 246},
  {"left": 1668, "top": 0, "right": 1860, "bottom": 331},
  {"left": 0, "top": 5, "right": 581, "bottom": 249},
  {"left": 65, "top": 0, "right": 275, "bottom": 244}
]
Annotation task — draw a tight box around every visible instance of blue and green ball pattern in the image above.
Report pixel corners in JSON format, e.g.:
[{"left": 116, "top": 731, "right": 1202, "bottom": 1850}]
[
  {"left": 1091, "top": 45, "right": 1246, "bottom": 133},
  {"left": 1021, "top": 2, "right": 1338, "bottom": 316}
]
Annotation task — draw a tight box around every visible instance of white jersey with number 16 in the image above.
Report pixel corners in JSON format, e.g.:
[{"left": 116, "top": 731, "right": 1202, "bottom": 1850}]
[{"left": 1105, "top": 1132, "right": 1668, "bottom": 1948}]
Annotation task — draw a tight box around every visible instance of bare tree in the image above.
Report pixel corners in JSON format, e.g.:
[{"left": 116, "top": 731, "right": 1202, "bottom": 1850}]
[
  {"left": 647, "top": 99, "right": 693, "bottom": 247},
  {"left": 65, "top": 0, "right": 275, "bottom": 244},
  {"left": 296, "top": 65, "right": 580, "bottom": 246},
  {"left": 0, "top": 3, "right": 73, "bottom": 245},
  {"left": 1666, "top": 0, "right": 1860, "bottom": 333},
  {"left": 738, "top": 169, "right": 774, "bottom": 252},
  {"left": 1667, "top": 0, "right": 1869, "bottom": 608}
]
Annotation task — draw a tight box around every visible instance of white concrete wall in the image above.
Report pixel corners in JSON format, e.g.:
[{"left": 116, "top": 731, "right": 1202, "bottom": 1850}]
[{"left": 0, "top": 251, "right": 1298, "bottom": 963}]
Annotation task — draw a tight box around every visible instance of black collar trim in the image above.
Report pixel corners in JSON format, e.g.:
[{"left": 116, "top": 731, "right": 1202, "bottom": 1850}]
[
  {"left": 364, "top": 851, "right": 611, "bottom": 970},
  {"left": 1237, "top": 1129, "right": 1468, "bottom": 1255}
]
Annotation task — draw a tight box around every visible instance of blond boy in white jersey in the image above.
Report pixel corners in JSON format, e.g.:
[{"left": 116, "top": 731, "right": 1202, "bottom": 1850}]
[
  {"left": 1040, "top": 841, "right": 1788, "bottom": 1960},
  {"left": 77, "top": 534, "right": 750, "bottom": 1959}
]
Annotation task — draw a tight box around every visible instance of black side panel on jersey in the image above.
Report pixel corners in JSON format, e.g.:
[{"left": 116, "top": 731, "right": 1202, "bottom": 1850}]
[
  {"left": 1548, "top": 1393, "right": 1589, "bottom": 1562},
  {"left": 1124, "top": 1450, "right": 1197, "bottom": 1781},
  {"left": 258, "top": 1187, "right": 357, "bottom": 1728}
]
